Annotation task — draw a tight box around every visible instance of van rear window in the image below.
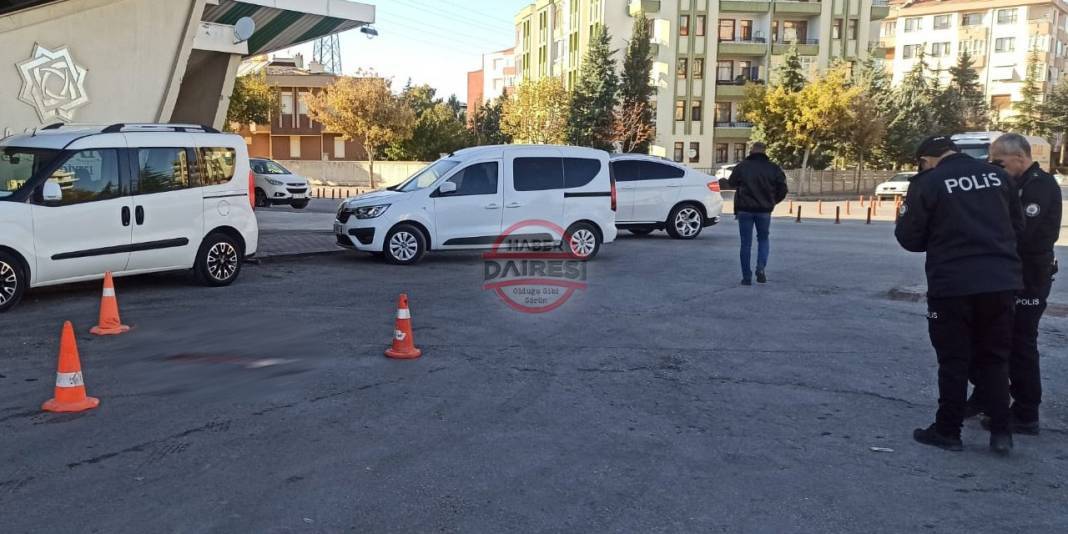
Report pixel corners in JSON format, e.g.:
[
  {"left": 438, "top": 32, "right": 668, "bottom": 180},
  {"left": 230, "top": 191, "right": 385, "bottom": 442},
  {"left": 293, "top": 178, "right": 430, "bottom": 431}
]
[
  {"left": 563, "top": 158, "right": 601, "bottom": 188},
  {"left": 199, "top": 147, "right": 236, "bottom": 185}
]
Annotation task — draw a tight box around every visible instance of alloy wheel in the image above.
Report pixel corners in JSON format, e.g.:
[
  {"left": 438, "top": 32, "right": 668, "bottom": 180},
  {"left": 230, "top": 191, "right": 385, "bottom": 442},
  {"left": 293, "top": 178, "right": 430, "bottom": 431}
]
[
  {"left": 206, "top": 242, "right": 239, "bottom": 282},
  {"left": 0, "top": 261, "right": 16, "bottom": 306},
  {"left": 674, "top": 208, "right": 702, "bottom": 238},
  {"left": 389, "top": 232, "right": 419, "bottom": 262},
  {"left": 569, "top": 229, "right": 596, "bottom": 257}
]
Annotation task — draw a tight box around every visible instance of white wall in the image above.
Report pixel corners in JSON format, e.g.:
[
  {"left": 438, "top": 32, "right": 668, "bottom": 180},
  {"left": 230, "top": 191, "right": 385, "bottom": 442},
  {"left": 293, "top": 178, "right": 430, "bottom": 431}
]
[{"left": 276, "top": 160, "right": 430, "bottom": 187}]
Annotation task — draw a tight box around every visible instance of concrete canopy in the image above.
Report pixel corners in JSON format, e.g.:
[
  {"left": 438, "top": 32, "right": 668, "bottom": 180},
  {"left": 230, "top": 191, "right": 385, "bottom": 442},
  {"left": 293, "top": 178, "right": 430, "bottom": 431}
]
[{"left": 202, "top": 0, "right": 375, "bottom": 57}]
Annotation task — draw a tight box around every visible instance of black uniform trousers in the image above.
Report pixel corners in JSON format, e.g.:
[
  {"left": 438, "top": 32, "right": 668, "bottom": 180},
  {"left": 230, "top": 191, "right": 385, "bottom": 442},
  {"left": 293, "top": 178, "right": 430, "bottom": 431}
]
[{"left": 927, "top": 291, "right": 1014, "bottom": 436}]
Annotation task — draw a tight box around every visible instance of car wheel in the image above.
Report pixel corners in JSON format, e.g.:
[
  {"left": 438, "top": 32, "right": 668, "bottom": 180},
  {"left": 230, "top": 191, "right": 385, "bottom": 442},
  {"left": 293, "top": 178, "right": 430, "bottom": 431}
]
[
  {"left": 564, "top": 222, "right": 601, "bottom": 260},
  {"left": 254, "top": 188, "right": 269, "bottom": 208},
  {"left": 0, "top": 251, "right": 26, "bottom": 313},
  {"left": 383, "top": 224, "right": 427, "bottom": 265},
  {"left": 628, "top": 228, "right": 655, "bottom": 236},
  {"left": 666, "top": 203, "right": 704, "bottom": 240},
  {"left": 195, "top": 233, "right": 243, "bottom": 287},
  {"left": 291, "top": 199, "right": 310, "bottom": 209}
]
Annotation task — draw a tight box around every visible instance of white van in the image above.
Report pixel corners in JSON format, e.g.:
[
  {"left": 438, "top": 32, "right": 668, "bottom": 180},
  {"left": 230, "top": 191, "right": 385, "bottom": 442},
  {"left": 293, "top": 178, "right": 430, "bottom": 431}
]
[
  {"left": 0, "top": 123, "right": 258, "bottom": 312},
  {"left": 610, "top": 154, "right": 723, "bottom": 239},
  {"left": 951, "top": 132, "right": 1052, "bottom": 170},
  {"left": 334, "top": 145, "right": 618, "bottom": 264}
]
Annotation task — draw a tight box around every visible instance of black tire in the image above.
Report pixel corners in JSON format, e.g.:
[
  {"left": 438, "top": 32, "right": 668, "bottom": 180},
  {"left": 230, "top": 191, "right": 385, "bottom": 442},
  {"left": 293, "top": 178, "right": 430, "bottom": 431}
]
[
  {"left": 383, "top": 224, "right": 427, "bottom": 265},
  {"left": 628, "top": 228, "right": 655, "bottom": 236},
  {"left": 254, "top": 188, "right": 269, "bottom": 208},
  {"left": 291, "top": 199, "right": 310, "bottom": 209},
  {"left": 195, "top": 233, "right": 243, "bottom": 286},
  {"left": 564, "top": 222, "right": 601, "bottom": 260},
  {"left": 665, "top": 203, "right": 704, "bottom": 240},
  {"left": 0, "top": 251, "right": 26, "bottom": 313}
]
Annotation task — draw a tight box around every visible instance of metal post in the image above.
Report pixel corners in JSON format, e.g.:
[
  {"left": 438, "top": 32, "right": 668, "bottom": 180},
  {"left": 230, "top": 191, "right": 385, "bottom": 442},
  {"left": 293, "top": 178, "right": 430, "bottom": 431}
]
[
  {"left": 866, "top": 207, "right": 872, "bottom": 225},
  {"left": 796, "top": 205, "right": 802, "bottom": 223},
  {"left": 835, "top": 206, "right": 841, "bottom": 224}
]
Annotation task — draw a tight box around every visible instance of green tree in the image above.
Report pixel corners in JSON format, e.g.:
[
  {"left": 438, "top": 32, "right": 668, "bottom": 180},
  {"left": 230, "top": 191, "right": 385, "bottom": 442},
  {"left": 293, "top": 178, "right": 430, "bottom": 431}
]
[
  {"left": 776, "top": 44, "right": 806, "bottom": 92},
  {"left": 502, "top": 77, "right": 570, "bottom": 144},
  {"left": 615, "top": 11, "right": 655, "bottom": 153},
  {"left": 385, "top": 84, "right": 473, "bottom": 161},
  {"left": 1012, "top": 50, "right": 1044, "bottom": 135},
  {"left": 854, "top": 56, "right": 895, "bottom": 168},
  {"left": 469, "top": 97, "right": 512, "bottom": 145},
  {"left": 947, "top": 50, "right": 988, "bottom": 131},
  {"left": 567, "top": 25, "right": 619, "bottom": 150},
  {"left": 225, "top": 73, "right": 276, "bottom": 131},
  {"left": 844, "top": 92, "right": 887, "bottom": 191},
  {"left": 885, "top": 50, "right": 941, "bottom": 166},
  {"left": 1038, "top": 78, "right": 1068, "bottom": 166}
]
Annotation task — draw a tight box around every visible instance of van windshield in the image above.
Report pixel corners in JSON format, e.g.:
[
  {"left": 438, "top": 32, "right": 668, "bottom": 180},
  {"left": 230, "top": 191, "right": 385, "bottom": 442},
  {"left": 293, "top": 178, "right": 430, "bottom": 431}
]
[
  {"left": 0, "top": 147, "right": 61, "bottom": 199},
  {"left": 394, "top": 159, "right": 460, "bottom": 193},
  {"left": 958, "top": 144, "right": 989, "bottom": 161}
]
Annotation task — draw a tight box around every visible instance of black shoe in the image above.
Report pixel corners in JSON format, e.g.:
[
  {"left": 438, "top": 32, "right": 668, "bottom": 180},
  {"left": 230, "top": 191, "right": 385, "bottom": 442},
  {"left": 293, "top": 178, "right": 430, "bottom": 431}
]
[
  {"left": 913, "top": 425, "right": 963, "bottom": 452},
  {"left": 756, "top": 270, "right": 767, "bottom": 284},
  {"left": 990, "top": 433, "right": 1013, "bottom": 455},
  {"left": 741, "top": 279, "right": 752, "bottom": 286},
  {"left": 980, "top": 416, "right": 1039, "bottom": 436},
  {"left": 964, "top": 403, "right": 984, "bottom": 419}
]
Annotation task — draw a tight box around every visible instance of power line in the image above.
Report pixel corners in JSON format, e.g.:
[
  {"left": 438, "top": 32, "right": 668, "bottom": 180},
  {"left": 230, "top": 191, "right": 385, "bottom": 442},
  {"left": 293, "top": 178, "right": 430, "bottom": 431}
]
[
  {"left": 432, "top": 0, "right": 519, "bottom": 27},
  {"left": 390, "top": 0, "right": 515, "bottom": 31},
  {"left": 374, "top": 14, "right": 512, "bottom": 55}
]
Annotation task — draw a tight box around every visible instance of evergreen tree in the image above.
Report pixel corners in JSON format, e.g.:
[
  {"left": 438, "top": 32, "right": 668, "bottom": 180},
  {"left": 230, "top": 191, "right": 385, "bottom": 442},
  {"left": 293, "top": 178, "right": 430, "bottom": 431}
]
[
  {"left": 1038, "top": 79, "right": 1068, "bottom": 166},
  {"left": 567, "top": 25, "right": 620, "bottom": 150},
  {"left": 884, "top": 50, "right": 941, "bottom": 166},
  {"left": 1012, "top": 50, "right": 1044, "bottom": 135},
  {"left": 616, "top": 11, "right": 656, "bottom": 153},
  {"left": 776, "top": 45, "right": 806, "bottom": 92},
  {"left": 948, "top": 50, "right": 988, "bottom": 130},
  {"left": 855, "top": 56, "right": 895, "bottom": 167},
  {"left": 470, "top": 97, "right": 512, "bottom": 145}
]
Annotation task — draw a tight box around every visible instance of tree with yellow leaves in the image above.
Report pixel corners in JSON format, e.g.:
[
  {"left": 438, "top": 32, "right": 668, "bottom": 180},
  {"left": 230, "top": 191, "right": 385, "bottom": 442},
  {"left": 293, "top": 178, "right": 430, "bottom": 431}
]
[
  {"left": 781, "top": 64, "right": 860, "bottom": 181},
  {"left": 501, "top": 77, "right": 570, "bottom": 144}
]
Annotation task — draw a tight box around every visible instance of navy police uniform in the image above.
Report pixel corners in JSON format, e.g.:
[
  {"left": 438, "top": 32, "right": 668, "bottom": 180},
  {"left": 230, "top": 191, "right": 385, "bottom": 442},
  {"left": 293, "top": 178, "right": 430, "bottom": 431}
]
[{"left": 895, "top": 138, "right": 1024, "bottom": 441}]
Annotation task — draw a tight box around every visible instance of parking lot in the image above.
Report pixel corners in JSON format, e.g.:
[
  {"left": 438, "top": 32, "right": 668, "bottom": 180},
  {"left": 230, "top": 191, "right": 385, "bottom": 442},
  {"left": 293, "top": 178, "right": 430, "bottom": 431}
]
[{"left": 2, "top": 212, "right": 1067, "bottom": 532}]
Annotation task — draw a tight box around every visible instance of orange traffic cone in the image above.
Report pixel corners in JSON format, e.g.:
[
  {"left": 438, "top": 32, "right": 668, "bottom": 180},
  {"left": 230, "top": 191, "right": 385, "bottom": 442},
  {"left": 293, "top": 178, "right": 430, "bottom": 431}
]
[
  {"left": 90, "top": 272, "right": 130, "bottom": 336},
  {"left": 385, "top": 293, "right": 421, "bottom": 359},
  {"left": 42, "top": 321, "right": 100, "bottom": 413}
]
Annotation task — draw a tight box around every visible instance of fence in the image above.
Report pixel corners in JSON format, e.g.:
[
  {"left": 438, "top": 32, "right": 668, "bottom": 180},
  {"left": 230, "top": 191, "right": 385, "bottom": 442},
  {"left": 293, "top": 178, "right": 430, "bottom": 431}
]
[
  {"left": 275, "top": 160, "right": 429, "bottom": 188},
  {"left": 785, "top": 169, "right": 899, "bottom": 197}
]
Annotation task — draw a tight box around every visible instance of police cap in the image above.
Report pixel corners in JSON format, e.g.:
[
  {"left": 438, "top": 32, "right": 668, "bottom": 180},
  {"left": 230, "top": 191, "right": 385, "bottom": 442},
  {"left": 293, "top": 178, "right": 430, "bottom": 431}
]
[{"left": 914, "top": 136, "right": 959, "bottom": 160}]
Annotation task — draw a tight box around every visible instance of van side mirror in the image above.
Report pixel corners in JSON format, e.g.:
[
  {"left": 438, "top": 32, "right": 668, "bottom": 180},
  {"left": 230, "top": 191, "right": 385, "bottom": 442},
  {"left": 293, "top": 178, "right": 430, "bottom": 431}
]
[
  {"left": 437, "top": 181, "right": 457, "bottom": 195},
  {"left": 41, "top": 181, "right": 62, "bottom": 202}
]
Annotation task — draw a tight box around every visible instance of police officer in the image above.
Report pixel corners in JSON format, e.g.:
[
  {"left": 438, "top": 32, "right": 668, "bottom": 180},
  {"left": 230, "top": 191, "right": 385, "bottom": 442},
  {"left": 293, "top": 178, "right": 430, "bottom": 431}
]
[
  {"left": 969, "top": 133, "right": 1063, "bottom": 434},
  {"left": 895, "top": 135, "right": 1024, "bottom": 455}
]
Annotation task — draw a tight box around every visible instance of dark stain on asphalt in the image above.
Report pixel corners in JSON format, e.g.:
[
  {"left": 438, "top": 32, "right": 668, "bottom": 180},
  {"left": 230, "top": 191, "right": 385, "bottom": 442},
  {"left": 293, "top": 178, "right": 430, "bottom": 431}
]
[{"left": 67, "top": 419, "right": 232, "bottom": 469}]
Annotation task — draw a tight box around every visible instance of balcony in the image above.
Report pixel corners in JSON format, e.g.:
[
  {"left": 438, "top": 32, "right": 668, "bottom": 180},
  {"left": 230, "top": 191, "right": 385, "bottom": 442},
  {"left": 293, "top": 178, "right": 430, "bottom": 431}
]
[
  {"left": 771, "top": 39, "right": 819, "bottom": 56},
  {"left": 871, "top": 0, "right": 889, "bottom": 20},
  {"left": 774, "top": 1, "right": 822, "bottom": 16},
  {"left": 716, "top": 80, "right": 764, "bottom": 98},
  {"left": 720, "top": 0, "right": 771, "bottom": 13},
  {"left": 629, "top": 0, "right": 661, "bottom": 16},
  {"left": 867, "top": 42, "right": 890, "bottom": 58},
  {"left": 714, "top": 122, "right": 754, "bottom": 138},
  {"left": 718, "top": 38, "right": 769, "bottom": 56}
]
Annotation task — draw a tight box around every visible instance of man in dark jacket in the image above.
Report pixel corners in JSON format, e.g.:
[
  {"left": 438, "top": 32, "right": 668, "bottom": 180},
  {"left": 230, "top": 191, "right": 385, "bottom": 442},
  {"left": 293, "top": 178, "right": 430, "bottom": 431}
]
[
  {"left": 895, "top": 135, "right": 1024, "bottom": 455},
  {"left": 727, "top": 143, "right": 788, "bottom": 285},
  {"left": 969, "top": 133, "right": 1063, "bottom": 434}
]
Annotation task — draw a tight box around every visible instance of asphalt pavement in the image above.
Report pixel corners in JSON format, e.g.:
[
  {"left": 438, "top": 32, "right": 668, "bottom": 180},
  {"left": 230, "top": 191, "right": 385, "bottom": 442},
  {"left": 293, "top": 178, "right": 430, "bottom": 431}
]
[{"left": 1, "top": 219, "right": 1067, "bottom": 532}]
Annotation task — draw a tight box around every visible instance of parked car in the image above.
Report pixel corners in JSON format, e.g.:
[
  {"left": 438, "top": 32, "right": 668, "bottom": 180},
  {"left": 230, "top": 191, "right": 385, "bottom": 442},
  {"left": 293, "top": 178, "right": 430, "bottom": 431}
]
[
  {"left": 714, "top": 163, "right": 737, "bottom": 181},
  {"left": 610, "top": 155, "right": 723, "bottom": 239},
  {"left": 334, "top": 145, "right": 618, "bottom": 264},
  {"left": 0, "top": 123, "right": 258, "bottom": 313},
  {"left": 874, "top": 172, "right": 917, "bottom": 200},
  {"left": 250, "top": 157, "right": 310, "bottom": 209}
]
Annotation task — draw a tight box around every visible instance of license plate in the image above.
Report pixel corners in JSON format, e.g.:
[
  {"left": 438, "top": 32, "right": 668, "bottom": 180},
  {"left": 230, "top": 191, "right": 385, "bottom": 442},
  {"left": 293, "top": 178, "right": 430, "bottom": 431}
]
[
  {"left": 333, "top": 222, "right": 343, "bottom": 234},
  {"left": 292, "top": 193, "right": 306, "bottom": 199}
]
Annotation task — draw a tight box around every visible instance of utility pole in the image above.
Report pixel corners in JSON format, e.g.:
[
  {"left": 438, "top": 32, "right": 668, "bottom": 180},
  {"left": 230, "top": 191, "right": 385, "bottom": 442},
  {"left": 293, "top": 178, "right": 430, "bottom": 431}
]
[{"left": 313, "top": 34, "right": 342, "bottom": 74}]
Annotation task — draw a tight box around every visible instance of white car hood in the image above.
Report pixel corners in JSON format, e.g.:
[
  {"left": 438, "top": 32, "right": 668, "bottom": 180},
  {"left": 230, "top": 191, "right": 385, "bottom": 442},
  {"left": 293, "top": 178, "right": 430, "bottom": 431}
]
[{"left": 348, "top": 189, "right": 406, "bottom": 205}]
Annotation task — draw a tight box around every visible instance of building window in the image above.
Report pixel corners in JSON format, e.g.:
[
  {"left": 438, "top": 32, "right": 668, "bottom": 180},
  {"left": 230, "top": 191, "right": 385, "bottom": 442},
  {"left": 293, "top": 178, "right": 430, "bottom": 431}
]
[
  {"left": 679, "top": 15, "right": 690, "bottom": 36},
  {"left": 334, "top": 137, "right": 346, "bottom": 159},
  {"left": 734, "top": 143, "right": 747, "bottom": 162},
  {"left": 298, "top": 91, "right": 310, "bottom": 115},
  {"left": 962, "top": 13, "right": 982, "bottom": 26},
  {"left": 832, "top": 19, "right": 842, "bottom": 40},
  {"left": 696, "top": 15, "right": 706, "bottom": 37},
  {"left": 740, "top": 20, "right": 753, "bottom": 41},
  {"left": 715, "top": 102, "right": 731, "bottom": 124},
  {"left": 280, "top": 92, "right": 294, "bottom": 115},
  {"left": 933, "top": 15, "right": 950, "bottom": 30},
  {"left": 689, "top": 142, "right": 700, "bottom": 163},
  {"left": 675, "top": 100, "right": 686, "bottom": 121},
  {"left": 673, "top": 142, "right": 685, "bottom": 162},
  {"left": 996, "top": 9, "right": 1017, "bottom": 25},
  {"left": 902, "top": 44, "right": 917, "bottom": 59},
  {"left": 848, "top": 20, "right": 858, "bottom": 40},
  {"left": 738, "top": 60, "right": 753, "bottom": 81},
  {"left": 904, "top": 17, "right": 920, "bottom": 32},
  {"left": 290, "top": 136, "right": 301, "bottom": 158},
  {"left": 931, "top": 42, "right": 951, "bottom": 57},
  {"left": 677, "top": 58, "right": 688, "bottom": 79},
  {"left": 995, "top": 37, "right": 1015, "bottom": 53},
  {"left": 715, "top": 143, "right": 728, "bottom": 164},
  {"left": 717, "top": 60, "right": 733, "bottom": 82},
  {"left": 691, "top": 101, "right": 703, "bottom": 122},
  {"left": 719, "top": 19, "right": 735, "bottom": 41},
  {"left": 782, "top": 21, "right": 807, "bottom": 43},
  {"left": 882, "top": 21, "right": 896, "bottom": 37},
  {"left": 693, "top": 58, "right": 704, "bottom": 80}
]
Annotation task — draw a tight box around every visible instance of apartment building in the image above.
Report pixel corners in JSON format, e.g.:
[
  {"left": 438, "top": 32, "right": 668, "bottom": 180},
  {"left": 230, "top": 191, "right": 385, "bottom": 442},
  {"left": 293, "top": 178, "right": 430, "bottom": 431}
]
[
  {"left": 876, "top": 0, "right": 1068, "bottom": 122},
  {"left": 236, "top": 54, "right": 367, "bottom": 162},
  {"left": 467, "top": 48, "right": 517, "bottom": 120},
  {"left": 514, "top": 0, "right": 889, "bottom": 168}
]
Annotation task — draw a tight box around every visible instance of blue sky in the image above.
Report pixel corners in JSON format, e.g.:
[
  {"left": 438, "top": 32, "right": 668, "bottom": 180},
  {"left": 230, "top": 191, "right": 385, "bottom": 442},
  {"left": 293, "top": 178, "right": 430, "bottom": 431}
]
[{"left": 284, "top": 0, "right": 525, "bottom": 102}]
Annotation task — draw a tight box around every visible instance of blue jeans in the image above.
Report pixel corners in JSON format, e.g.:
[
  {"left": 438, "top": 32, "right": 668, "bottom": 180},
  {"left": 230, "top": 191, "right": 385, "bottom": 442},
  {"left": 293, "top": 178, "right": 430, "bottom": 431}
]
[{"left": 737, "top": 211, "right": 771, "bottom": 280}]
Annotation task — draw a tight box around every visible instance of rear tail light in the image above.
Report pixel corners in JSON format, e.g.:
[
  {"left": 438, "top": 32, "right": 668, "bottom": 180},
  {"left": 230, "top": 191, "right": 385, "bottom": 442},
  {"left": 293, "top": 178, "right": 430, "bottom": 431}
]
[
  {"left": 707, "top": 181, "right": 721, "bottom": 192},
  {"left": 610, "top": 177, "right": 617, "bottom": 211},
  {"left": 248, "top": 170, "right": 255, "bottom": 208}
]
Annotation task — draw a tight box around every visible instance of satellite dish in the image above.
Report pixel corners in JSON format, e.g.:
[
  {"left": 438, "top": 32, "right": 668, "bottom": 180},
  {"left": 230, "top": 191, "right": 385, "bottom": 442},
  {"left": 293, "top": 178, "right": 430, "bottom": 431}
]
[{"left": 234, "top": 16, "right": 256, "bottom": 44}]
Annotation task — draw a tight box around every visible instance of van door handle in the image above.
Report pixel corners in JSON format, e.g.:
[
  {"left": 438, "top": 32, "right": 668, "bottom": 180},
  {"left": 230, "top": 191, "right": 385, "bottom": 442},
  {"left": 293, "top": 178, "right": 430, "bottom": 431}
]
[
  {"left": 484, "top": 203, "right": 501, "bottom": 209},
  {"left": 135, "top": 206, "right": 145, "bottom": 225},
  {"left": 121, "top": 206, "right": 131, "bottom": 227},
  {"left": 505, "top": 202, "right": 523, "bottom": 208}
]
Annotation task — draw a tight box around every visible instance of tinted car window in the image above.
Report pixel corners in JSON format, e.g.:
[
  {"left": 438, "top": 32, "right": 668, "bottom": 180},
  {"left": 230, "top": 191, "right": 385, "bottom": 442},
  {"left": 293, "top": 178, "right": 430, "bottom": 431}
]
[
  {"left": 444, "top": 162, "right": 498, "bottom": 196},
  {"left": 200, "top": 147, "right": 236, "bottom": 186},
  {"left": 563, "top": 158, "right": 601, "bottom": 188},
  {"left": 611, "top": 160, "right": 642, "bottom": 182},
  {"left": 46, "top": 149, "right": 122, "bottom": 205},
  {"left": 513, "top": 157, "right": 564, "bottom": 191},
  {"left": 639, "top": 161, "right": 686, "bottom": 180},
  {"left": 138, "top": 148, "right": 190, "bottom": 194}
]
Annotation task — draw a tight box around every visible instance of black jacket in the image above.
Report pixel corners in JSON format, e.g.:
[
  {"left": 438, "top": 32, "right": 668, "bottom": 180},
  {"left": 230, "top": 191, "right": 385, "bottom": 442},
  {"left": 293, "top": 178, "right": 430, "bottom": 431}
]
[
  {"left": 895, "top": 153, "right": 1024, "bottom": 298},
  {"left": 728, "top": 153, "right": 788, "bottom": 213}
]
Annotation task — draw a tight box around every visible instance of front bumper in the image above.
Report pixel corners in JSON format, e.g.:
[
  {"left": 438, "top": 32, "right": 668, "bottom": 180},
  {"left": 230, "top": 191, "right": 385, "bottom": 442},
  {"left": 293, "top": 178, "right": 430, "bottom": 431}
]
[
  {"left": 335, "top": 219, "right": 385, "bottom": 251},
  {"left": 263, "top": 183, "right": 310, "bottom": 202}
]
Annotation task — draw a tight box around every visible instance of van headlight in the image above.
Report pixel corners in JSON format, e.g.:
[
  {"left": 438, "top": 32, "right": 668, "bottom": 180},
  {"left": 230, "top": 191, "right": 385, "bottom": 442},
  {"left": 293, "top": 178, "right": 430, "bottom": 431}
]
[
  {"left": 353, "top": 204, "right": 390, "bottom": 219},
  {"left": 265, "top": 178, "right": 284, "bottom": 186}
]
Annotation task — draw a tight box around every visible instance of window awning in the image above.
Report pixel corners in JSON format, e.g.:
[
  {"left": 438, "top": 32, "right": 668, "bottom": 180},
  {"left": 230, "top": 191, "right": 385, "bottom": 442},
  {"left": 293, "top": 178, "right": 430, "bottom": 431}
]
[{"left": 202, "top": 0, "right": 375, "bottom": 57}]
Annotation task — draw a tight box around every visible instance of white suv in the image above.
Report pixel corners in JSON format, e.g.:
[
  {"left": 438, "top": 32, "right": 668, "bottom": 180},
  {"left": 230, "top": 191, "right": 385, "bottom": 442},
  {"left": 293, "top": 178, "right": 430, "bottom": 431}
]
[
  {"left": 251, "top": 158, "right": 311, "bottom": 209},
  {"left": 334, "top": 145, "right": 618, "bottom": 264},
  {"left": 610, "top": 155, "right": 723, "bottom": 239},
  {"left": 0, "top": 123, "right": 258, "bottom": 312}
]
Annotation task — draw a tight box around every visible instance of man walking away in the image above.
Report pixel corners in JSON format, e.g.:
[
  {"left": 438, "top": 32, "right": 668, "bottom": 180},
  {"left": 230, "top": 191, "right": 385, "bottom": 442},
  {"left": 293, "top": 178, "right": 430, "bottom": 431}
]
[
  {"left": 728, "top": 142, "right": 788, "bottom": 285},
  {"left": 895, "top": 135, "right": 1024, "bottom": 455},
  {"left": 969, "top": 134, "right": 1063, "bottom": 435}
]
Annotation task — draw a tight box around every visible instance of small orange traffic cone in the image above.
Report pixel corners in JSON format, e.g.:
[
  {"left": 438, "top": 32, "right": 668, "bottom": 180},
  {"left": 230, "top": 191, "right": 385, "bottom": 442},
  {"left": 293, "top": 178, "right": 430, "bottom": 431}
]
[
  {"left": 385, "top": 293, "right": 421, "bottom": 359},
  {"left": 42, "top": 321, "right": 100, "bottom": 413},
  {"left": 90, "top": 272, "right": 130, "bottom": 336}
]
